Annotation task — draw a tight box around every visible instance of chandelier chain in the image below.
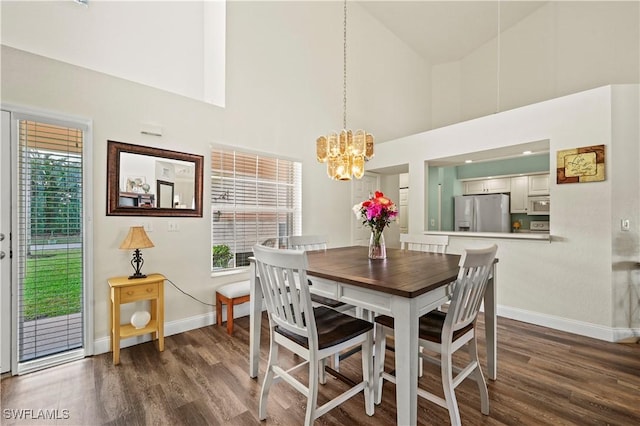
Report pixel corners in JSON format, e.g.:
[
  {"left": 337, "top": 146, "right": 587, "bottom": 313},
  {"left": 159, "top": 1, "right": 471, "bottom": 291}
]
[
  {"left": 343, "top": 0, "right": 348, "bottom": 130},
  {"left": 314, "top": 0, "right": 374, "bottom": 181},
  {"left": 496, "top": 0, "right": 501, "bottom": 114}
]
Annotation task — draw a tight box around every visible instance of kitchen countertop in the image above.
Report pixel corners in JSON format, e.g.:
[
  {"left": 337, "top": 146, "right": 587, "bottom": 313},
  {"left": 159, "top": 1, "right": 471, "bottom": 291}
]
[{"left": 424, "top": 230, "right": 551, "bottom": 241}]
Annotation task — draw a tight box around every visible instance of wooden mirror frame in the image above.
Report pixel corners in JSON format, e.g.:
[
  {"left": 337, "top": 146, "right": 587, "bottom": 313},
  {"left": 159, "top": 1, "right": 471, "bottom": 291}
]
[{"left": 107, "top": 140, "right": 204, "bottom": 217}]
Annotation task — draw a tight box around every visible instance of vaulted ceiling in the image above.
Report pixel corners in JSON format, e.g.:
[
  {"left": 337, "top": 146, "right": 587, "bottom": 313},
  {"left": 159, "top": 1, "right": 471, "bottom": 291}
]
[{"left": 359, "top": 1, "right": 548, "bottom": 65}]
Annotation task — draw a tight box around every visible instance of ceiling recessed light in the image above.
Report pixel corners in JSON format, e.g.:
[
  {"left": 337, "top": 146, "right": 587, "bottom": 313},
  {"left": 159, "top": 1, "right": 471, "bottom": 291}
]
[
  {"left": 465, "top": 160, "right": 473, "bottom": 163},
  {"left": 523, "top": 150, "right": 532, "bottom": 155}
]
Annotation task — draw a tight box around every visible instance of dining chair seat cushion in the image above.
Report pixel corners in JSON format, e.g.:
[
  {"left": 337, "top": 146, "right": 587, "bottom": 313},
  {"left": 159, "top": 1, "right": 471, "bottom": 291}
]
[
  {"left": 374, "top": 310, "right": 473, "bottom": 344},
  {"left": 217, "top": 281, "right": 250, "bottom": 298},
  {"left": 276, "top": 306, "right": 373, "bottom": 350}
]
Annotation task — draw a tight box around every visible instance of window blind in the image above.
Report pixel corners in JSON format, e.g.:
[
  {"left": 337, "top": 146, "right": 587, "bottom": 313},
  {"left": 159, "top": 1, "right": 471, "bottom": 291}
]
[
  {"left": 17, "top": 120, "right": 84, "bottom": 361},
  {"left": 211, "top": 147, "right": 301, "bottom": 270}
]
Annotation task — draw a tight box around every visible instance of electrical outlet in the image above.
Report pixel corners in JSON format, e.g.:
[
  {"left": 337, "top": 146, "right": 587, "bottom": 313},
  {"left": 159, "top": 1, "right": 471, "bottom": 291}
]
[
  {"left": 621, "top": 219, "right": 630, "bottom": 231},
  {"left": 430, "top": 218, "right": 435, "bottom": 227},
  {"left": 144, "top": 222, "right": 153, "bottom": 232},
  {"left": 168, "top": 221, "right": 179, "bottom": 232}
]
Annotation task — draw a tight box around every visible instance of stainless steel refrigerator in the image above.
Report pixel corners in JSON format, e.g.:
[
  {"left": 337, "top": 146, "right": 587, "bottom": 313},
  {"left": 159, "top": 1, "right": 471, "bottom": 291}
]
[{"left": 454, "top": 194, "right": 510, "bottom": 232}]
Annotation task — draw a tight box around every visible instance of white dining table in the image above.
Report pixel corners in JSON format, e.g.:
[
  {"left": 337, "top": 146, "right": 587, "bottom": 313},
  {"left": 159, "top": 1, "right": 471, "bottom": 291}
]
[{"left": 248, "top": 246, "right": 497, "bottom": 425}]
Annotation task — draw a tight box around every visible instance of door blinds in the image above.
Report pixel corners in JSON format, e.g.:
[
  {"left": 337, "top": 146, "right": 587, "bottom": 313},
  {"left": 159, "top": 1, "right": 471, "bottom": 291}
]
[
  {"left": 17, "top": 120, "right": 84, "bottom": 362},
  {"left": 211, "top": 147, "right": 301, "bottom": 270}
]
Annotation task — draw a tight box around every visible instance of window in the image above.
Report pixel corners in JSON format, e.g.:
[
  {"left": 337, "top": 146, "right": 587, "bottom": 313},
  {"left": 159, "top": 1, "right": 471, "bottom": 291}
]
[
  {"left": 16, "top": 118, "right": 87, "bottom": 371},
  {"left": 211, "top": 147, "right": 301, "bottom": 271}
]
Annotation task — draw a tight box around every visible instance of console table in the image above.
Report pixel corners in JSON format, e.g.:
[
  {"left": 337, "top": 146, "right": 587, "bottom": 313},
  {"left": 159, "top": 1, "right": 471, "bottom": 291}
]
[{"left": 108, "top": 273, "right": 165, "bottom": 365}]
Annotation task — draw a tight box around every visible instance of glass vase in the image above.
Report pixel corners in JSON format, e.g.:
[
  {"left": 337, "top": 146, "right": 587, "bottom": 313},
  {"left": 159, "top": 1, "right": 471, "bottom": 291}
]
[{"left": 369, "top": 230, "right": 386, "bottom": 259}]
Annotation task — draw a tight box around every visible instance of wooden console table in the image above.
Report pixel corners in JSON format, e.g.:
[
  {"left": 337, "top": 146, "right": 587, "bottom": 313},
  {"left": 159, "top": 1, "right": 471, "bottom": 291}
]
[{"left": 108, "top": 273, "right": 165, "bottom": 365}]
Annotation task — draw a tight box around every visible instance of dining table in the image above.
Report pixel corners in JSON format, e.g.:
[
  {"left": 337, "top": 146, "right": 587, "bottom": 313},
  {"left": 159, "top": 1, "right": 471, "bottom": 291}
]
[{"left": 248, "top": 246, "right": 498, "bottom": 426}]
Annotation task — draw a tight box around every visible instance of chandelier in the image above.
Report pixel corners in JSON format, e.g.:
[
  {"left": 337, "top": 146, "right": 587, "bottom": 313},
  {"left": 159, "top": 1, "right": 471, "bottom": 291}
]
[{"left": 316, "top": 0, "right": 374, "bottom": 181}]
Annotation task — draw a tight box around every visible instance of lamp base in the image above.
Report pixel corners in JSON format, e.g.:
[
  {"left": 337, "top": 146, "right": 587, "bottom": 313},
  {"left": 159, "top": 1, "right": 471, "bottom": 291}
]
[
  {"left": 128, "top": 273, "right": 147, "bottom": 280},
  {"left": 128, "top": 248, "right": 147, "bottom": 279}
]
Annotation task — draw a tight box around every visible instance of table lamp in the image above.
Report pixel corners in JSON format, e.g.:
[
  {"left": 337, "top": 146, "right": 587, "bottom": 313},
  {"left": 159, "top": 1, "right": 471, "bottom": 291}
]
[{"left": 119, "top": 226, "right": 154, "bottom": 279}]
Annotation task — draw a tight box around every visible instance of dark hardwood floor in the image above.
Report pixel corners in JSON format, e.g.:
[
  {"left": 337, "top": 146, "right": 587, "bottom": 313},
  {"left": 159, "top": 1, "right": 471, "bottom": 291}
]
[{"left": 2, "top": 313, "right": 639, "bottom": 425}]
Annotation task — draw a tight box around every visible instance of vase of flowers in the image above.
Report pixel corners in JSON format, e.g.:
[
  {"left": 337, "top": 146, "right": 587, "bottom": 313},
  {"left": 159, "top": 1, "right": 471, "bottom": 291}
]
[
  {"left": 353, "top": 191, "right": 398, "bottom": 259},
  {"left": 368, "top": 230, "right": 386, "bottom": 259}
]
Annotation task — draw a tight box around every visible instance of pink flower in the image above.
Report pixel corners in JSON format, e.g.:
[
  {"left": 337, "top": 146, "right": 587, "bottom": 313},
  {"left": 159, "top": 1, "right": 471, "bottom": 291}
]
[{"left": 352, "top": 191, "right": 397, "bottom": 234}]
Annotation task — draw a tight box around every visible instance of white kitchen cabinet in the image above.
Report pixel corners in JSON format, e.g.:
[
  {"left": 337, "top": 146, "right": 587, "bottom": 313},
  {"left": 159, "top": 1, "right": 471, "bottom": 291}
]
[
  {"left": 528, "top": 174, "right": 550, "bottom": 195},
  {"left": 487, "top": 178, "right": 511, "bottom": 193},
  {"left": 399, "top": 173, "right": 409, "bottom": 189},
  {"left": 510, "top": 176, "right": 528, "bottom": 213},
  {"left": 463, "top": 177, "right": 511, "bottom": 195},
  {"left": 463, "top": 180, "right": 486, "bottom": 194}
]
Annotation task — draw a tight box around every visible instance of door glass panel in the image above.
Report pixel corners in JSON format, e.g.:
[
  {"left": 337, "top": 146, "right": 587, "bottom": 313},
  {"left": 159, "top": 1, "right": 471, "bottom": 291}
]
[{"left": 16, "top": 120, "right": 84, "bottom": 362}]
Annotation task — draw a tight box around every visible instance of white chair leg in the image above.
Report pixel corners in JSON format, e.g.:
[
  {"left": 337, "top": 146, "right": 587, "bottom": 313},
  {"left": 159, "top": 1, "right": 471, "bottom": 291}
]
[
  {"left": 332, "top": 352, "right": 340, "bottom": 372},
  {"left": 373, "top": 324, "right": 387, "bottom": 405},
  {"left": 259, "top": 338, "right": 278, "bottom": 420},
  {"left": 305, "top": 355, "right": 319, "bottom": 426},
  {"left": 319, "top": 358, "right": 327, "bottom": 385},
  {"left": 469, "top": 337, "right": 490, "bottom": 415},
  {"left": 361, "top": 331, "right": 374, "bottom": 416},
  {"left": 441, "top": 350, "right": 462, "bottom": 426}
]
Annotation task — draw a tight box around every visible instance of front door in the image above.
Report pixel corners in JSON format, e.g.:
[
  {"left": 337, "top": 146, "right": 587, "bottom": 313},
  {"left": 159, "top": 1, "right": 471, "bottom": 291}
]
[
  {"left": 1, "top": 111, "right": 11, "bottom": 373},
  {"left": 3, "top": 107, "right": 92, "bottom": 374}
]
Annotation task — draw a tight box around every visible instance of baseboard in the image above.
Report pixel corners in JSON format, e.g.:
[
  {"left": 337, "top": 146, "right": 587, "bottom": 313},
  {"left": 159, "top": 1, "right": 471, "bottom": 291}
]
[
  {"left": 612, "top": 328, "right": 640, "bottom": 343},
  {"left": 94, "top": 303, "right": 636, "bottom": 354},
  {"left": 94, "top": 303, "right": 257, "bottom": 355},
  {"left": 94, "top": 311, "right": 214, "bottom": 355},
  {"left": 497, "top": 305, "right": 639, "bottom": 343}
]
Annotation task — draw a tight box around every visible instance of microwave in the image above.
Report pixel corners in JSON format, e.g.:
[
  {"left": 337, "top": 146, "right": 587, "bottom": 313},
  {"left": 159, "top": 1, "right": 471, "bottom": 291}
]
[{"left": 528, "top": 196, "right": 550, "bottom": 215}]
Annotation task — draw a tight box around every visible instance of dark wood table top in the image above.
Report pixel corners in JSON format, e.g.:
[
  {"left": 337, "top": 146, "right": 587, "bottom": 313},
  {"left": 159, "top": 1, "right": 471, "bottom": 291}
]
[{"left": 305, "top": 246, "right": 461, "bottom": 298}]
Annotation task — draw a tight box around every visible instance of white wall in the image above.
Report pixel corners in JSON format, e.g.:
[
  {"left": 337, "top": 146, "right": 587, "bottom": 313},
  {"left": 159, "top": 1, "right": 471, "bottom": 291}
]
[
  {"left": 368, "top": 85, "right": 640, "bottom": 340},
  {"left": 432, "top": 1, "right": 640, "bottom": 128},
  {"left": 1, "top": 1, "right": 431, "bottom": 351},
  {"left": 1, "top": 0, "right": 226, "bottom": 107},
  {"left": 2, "top": 1, "right": 638, "bottom": 354}
]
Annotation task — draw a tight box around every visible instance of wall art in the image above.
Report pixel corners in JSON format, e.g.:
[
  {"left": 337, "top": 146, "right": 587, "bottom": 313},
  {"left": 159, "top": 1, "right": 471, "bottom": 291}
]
[{"left": 556, "top": 144, "right": 605, "bottom": 184}]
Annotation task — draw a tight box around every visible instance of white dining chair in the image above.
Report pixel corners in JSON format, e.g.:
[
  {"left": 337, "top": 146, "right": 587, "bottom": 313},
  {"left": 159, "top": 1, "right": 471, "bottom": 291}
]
[
  {"left": 252, "top": 244, "right": 374, "bottom": 425},
  {"left": 288, "top": 235, "right": 348, "bottom": 310},
  {"left": 373, "top": 244, "right": 498, "bottom": 426},
  {"left": 288, "top": 234, "right": 328, "bottom": 251},
  {"left": 395, "top": 234, "right": 452, "bottom": 375},
  {"left": 288, "top": 235, "right": 354, "bottom": 370},
  {"left": 400, "top": 233, "right": 449, "bottom": 253}
]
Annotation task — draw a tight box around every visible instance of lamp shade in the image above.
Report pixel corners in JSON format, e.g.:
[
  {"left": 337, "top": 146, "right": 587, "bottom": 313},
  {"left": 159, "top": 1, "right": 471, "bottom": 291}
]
[{"left": 119, "top": 226, "right": 154, "bottom": 250}]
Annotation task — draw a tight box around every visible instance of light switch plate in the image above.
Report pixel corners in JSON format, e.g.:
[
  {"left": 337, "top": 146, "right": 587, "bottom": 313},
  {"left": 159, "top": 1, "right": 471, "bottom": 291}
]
[{"left": 621, "top": 219, "right": 630, "bottom": 231}]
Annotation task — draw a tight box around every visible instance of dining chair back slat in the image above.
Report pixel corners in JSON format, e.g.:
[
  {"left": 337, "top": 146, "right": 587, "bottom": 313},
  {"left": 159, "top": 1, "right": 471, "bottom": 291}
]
[
  {"left": 400, "top": 234, "right": 449, "bottom": 254},
  {"left": 289, "top": 235, "right": 328, "bottom": 251}
]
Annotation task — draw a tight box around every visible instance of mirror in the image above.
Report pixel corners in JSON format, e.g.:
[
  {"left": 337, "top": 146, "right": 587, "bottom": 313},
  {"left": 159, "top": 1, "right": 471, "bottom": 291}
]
[
  {"left": 107, "top": 140, "right": 203, "bottom": 217},
  {"left": 157, "top": 180, "right": 175, "bottom": 208}
]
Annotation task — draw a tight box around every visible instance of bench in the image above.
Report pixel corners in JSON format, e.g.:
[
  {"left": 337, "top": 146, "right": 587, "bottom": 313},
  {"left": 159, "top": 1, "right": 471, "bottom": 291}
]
[{"left": 215, "top": 280, "right": 250, "bottom": 335}]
